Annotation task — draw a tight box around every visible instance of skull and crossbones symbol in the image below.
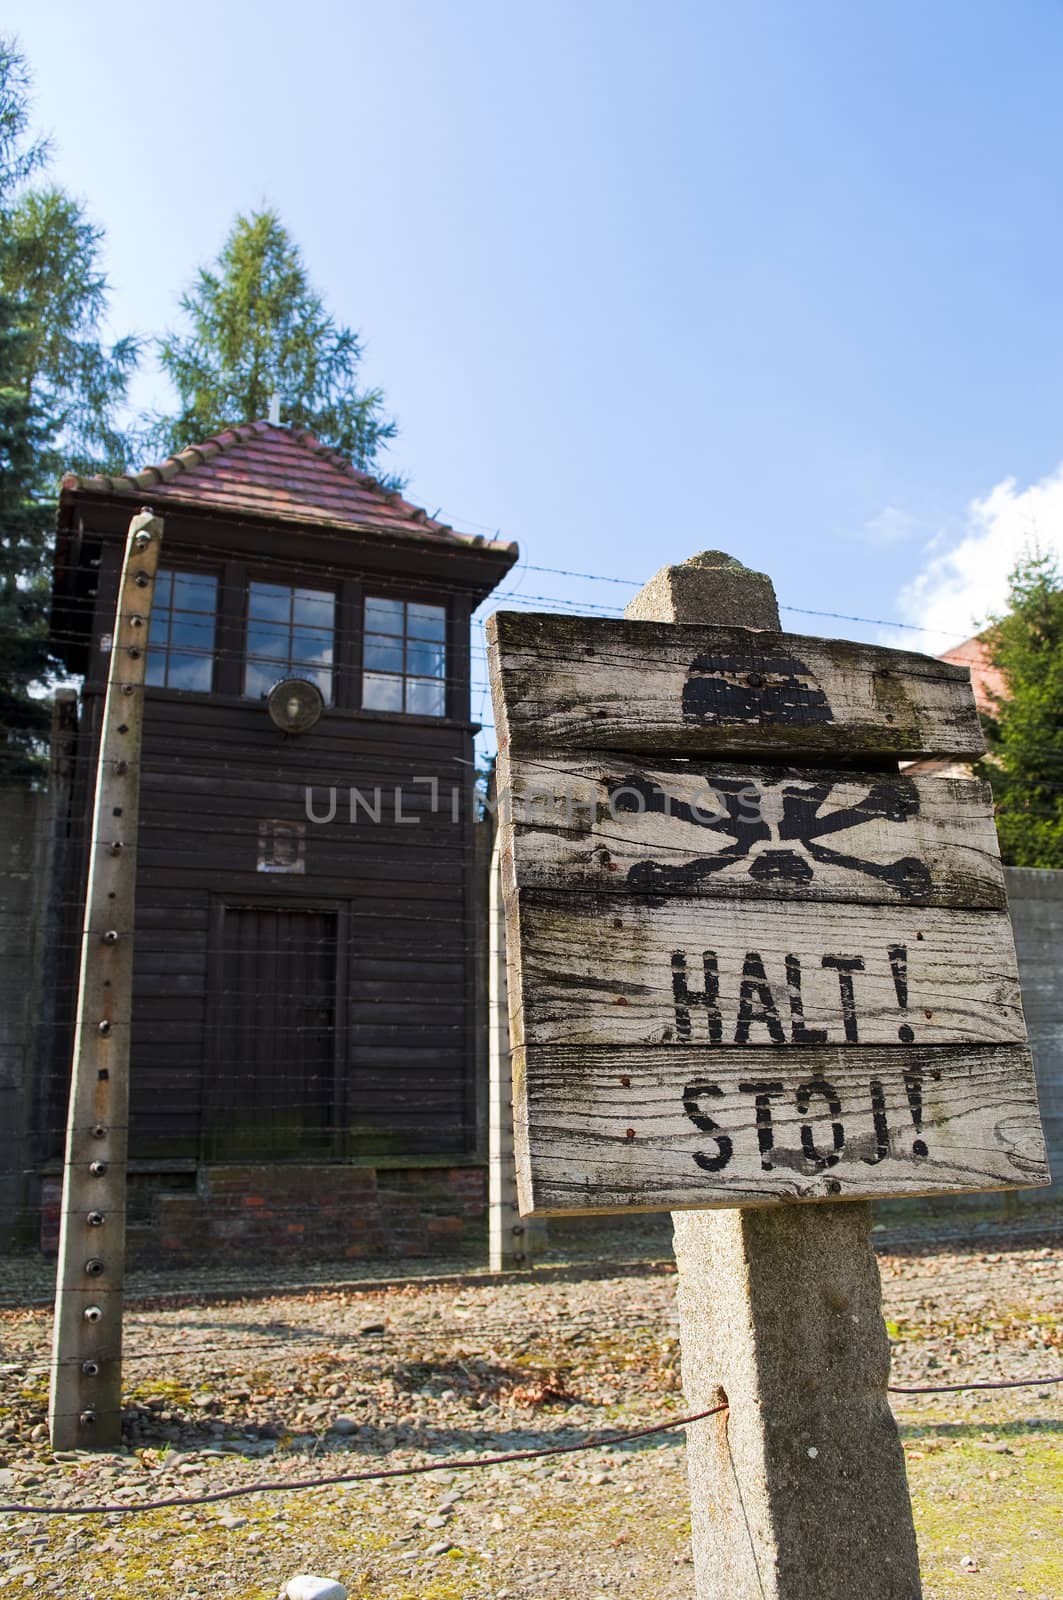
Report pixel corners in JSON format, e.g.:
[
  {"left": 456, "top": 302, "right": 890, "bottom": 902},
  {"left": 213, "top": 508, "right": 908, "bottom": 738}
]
[
  {"left": 610, "top": 772, "right": 932, "bottom": 902},
  {"left": 609, "top": 646, "right": 931, "bottom": 902}
]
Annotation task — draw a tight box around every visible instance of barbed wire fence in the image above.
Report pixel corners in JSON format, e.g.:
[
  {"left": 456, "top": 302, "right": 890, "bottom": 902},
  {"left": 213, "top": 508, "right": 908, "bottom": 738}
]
[{"left": 0, "top": 546, "right": 1060, "bottom": 1590}]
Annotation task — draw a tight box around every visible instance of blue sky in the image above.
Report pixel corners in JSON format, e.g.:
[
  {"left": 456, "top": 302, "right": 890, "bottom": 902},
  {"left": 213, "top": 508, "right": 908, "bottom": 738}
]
[{"left": 9, "top": 0, "right": 1063, "bottom": 740}]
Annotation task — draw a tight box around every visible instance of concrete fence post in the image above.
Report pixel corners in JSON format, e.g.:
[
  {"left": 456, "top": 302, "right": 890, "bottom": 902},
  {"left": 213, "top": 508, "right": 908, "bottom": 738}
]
[
  {"left": 49, "top": 510, "right": 164, "bottom": 1450},
  {"left": 627, "top": 550, "right": 923, "bottom": 1600}
]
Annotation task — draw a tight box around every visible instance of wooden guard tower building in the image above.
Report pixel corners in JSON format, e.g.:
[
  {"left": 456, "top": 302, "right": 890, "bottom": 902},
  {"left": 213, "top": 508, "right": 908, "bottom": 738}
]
[{"left": 44, "top": 421, "right": 517, "bottom": 1261}]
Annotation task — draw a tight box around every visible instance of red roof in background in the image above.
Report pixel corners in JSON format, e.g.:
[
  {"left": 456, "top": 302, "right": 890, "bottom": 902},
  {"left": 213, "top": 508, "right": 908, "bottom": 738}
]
[
  {"left": 939, "top": 634, "right": 1007, "bottom": 715},
  {"left": 60, "top": 420, "right": 516, "bottom": 557}
]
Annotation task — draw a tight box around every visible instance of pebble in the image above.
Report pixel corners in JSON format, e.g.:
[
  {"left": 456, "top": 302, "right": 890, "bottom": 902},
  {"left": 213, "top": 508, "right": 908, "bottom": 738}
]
[
  {"left": 216, "top": 1514, "right": 247, "bottom": 1529},
  {"left": 426, "top": 1540, "right": 453, "bottom": 1557},
  {"left": 284, "top": 1578, "right": 348, "bottom": 1600},
  {"left": 425, "top": 1513, "right": 449, "bottom": 1529}
]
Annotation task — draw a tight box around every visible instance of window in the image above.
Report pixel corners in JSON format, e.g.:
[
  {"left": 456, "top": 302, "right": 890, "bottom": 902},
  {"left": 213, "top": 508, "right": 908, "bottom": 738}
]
[
  {"left": 245, "top": 581, "right": 335, "bottom": 704},
  {"left": 362, "top": 597, "right": 447, "bottom": 716},
  {"left": 145, "top": 569, "right": 217, "bottom": 691}
]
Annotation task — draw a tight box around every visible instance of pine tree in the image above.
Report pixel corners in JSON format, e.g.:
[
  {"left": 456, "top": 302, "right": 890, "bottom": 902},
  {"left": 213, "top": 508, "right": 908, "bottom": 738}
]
[
  {"left": 154, "top": 209, "right": 398, "bottom": 475},
  {"left": 3, "top": 187, "right": 138, "bottom": 473},
  {"left": 0, "top": 280, "right": 54, "bottom": 781},
  {"left": 0, "top": 35, "right": 138, "bottom": 781},
  {"left": 978, "top": 550, "right": 1063, "bottom": 867}
]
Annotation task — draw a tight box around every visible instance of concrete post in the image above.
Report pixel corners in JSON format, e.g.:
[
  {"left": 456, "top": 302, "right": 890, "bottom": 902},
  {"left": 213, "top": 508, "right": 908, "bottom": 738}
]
[
  {"left": 49, "top": 510, "right": 163, "bottom": 1450},
  {"left": 627, "top": 551, "right": 923, "bottom": 1600},
  {"left": 488, "top": 824, "right": 548, "bottom": 1269}
]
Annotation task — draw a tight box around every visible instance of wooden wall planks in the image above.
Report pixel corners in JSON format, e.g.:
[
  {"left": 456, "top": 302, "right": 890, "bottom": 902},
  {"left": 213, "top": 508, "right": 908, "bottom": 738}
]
[
  {"left": 488, "top": 608, "right": 1050, "bottom": 1214},
  {"left": 514, "top": 1043, "right": 1048, "bottom": 1213},
  {"left": 488, "top": 612, "right": 985, "bottom": 760},
  {"left": 509, "top": 894, "right": 1026, "bottom": 1048},
  {"left": 501, "top": 757, "right": 1006, "bottom": 909}
]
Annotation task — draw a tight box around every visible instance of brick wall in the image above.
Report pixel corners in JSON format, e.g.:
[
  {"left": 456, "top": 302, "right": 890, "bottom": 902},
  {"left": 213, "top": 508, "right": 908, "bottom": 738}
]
[{"left": 41, "top": 1162, "right": 488, "bottom": 1267}]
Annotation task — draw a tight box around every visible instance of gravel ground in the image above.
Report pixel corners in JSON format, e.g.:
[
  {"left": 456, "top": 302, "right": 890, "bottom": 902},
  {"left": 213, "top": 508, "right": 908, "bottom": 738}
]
[{"left": 0, "top": 1218, "right": 1060, "bottom": 1599}]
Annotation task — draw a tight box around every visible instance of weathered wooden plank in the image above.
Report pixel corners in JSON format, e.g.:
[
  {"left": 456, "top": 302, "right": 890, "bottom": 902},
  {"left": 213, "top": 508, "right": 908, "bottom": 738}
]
[
  {"left": 487, "top": 611, "right": 984, "bottom": 759},
  {"left": 500, "top": 755, "right": 1005, "bottom": 910},
  {"left": 513, "top": 1043, "right": 1048, "bottom": 1213},
  {"left": 508, "top": 892, "right": 1025, "bottom": 1048}
]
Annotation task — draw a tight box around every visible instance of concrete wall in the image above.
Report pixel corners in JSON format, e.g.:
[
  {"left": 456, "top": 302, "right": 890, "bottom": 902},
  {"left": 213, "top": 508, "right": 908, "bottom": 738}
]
[
  {"left": 0, "top": 694, "right": 78, "bottom": 1244},
  {"left": 1006, "top": 867, "right": 1063, "bottom": 1196},
  {"left": 0, "top": 787, "right": 51, "bottom": 1238}
]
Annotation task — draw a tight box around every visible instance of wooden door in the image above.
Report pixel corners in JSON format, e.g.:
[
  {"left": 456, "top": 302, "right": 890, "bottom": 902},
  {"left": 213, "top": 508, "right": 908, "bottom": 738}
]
[{"left": 205, "top": 905, "right": 339, "bottom": 1160}]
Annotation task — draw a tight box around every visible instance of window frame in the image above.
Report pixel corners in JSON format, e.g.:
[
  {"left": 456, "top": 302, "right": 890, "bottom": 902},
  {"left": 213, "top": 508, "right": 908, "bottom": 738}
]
[
  {"left": 361, "top": 592, "right": 449, "bottom": 719},
  {"left": 242, "top": 572, "right": 340, "bottom": 706},
  {"left": 144, "top": 563, "right": 220, "bottom": 694}
]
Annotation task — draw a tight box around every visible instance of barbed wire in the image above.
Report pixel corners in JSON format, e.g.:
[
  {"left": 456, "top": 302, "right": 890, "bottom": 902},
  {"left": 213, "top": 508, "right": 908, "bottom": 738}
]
[
  {"left": 3, "top": 1365, "right": 1062, "bottom": 1517},
  {"left": 31, "top": 534, "right": 990, "bottom": 643},
  {"left": 0, "top": 1404, "right": 729, "bottom": 1517}
]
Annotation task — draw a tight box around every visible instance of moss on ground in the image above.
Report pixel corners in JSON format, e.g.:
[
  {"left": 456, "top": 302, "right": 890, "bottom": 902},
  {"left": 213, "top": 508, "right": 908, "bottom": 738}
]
[{"left": 903, "top": 1425, "right": 1062, "bottom": 1599}]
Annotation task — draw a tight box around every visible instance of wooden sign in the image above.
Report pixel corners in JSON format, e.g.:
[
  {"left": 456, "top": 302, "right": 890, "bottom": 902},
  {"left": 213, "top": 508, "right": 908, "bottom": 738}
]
[{"left": 487, "top": 610, "right": 1050, "bottom": 1216}]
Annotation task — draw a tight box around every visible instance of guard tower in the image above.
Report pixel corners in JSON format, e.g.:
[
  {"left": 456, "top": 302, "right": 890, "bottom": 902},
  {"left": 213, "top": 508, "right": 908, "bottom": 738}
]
[{"left": 45, "top": 421, "right": 517, "bottom": 1261}]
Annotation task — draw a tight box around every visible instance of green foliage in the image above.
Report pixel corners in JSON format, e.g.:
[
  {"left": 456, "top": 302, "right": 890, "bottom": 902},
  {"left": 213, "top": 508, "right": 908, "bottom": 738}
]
[
  {"left": 0, "top": 34, "right": 47, "bottom": 196},
  {"left": 154, "top": 208, "right": 399, "bottom": 476},
  {"left": 978, "top": 549, "right": 1063, "bottom": 867},
  {"left": 3, "top": 187, "right": 138, "bottom": 473},
  {"left": 0, "top": 279, "right": 54, "bottom": 781},
  {"left": 0, "top": 34, "right": 137, "bottom": 781}
]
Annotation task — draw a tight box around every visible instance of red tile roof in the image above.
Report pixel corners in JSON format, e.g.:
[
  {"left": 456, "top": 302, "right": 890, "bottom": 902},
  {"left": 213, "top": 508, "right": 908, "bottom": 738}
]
[
  {"left": 939, "top": 634, "right": 1007, "bottom": 715},
  {"left": 61, "top": 420, "right": 516, "bottom": 556}
]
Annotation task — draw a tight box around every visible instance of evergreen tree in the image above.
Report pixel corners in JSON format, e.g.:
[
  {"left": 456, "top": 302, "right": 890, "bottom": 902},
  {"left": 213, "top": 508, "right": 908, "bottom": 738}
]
[
  {"left": 154, "top": 209, "right": 398, "bottom": 475},
  {"left": 0, "top": 33, "right": 46, "bottom": 197},
  {"left": 4, "top": 187, "right": 138, "bottom": 473},
  {"left": 0, "top": 280, "right": 54, "bottom": 780},
  {"left": 0, "top": 35, "right": 137, "bottom": 781},
  {"left": 978, "top": 550, "right": 1063, "bottom": 868}
]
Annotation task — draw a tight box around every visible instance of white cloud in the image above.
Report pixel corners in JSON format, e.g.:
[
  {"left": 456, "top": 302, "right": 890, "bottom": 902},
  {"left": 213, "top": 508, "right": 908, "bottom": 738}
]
[
  {"left": 892, "top": 462, "right": 1063, "bottom": 647},
  {"left": 861, "top": 505, "right": 919, "bottom": 548}
]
